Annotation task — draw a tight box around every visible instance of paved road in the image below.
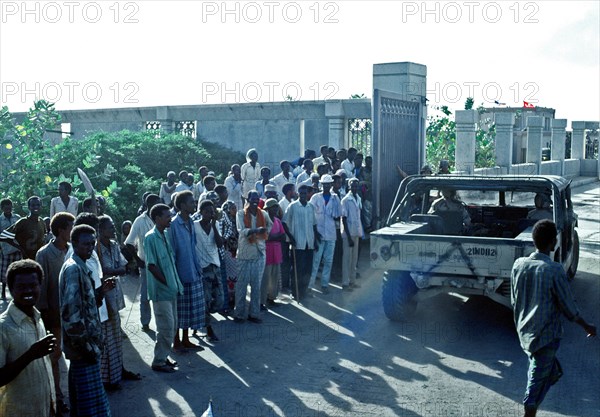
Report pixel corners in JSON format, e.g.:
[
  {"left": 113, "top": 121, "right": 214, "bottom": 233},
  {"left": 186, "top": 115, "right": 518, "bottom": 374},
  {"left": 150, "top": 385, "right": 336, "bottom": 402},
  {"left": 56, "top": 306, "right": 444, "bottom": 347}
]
[
  {"left": 105, "top": 181, "right": 599, "bottom": 417},
  {"left": 2, "top": 181, "right": 598, "bottom": 417}
]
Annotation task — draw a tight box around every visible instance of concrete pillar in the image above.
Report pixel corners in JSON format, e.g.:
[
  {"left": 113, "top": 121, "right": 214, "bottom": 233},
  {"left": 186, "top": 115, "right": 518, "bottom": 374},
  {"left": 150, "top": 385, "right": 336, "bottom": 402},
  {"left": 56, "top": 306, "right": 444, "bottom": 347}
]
[
  {"left": 372, "top": 62, "right": 428, "bottom": 167},
  {"left": 526, "top": 117, "right": 543, "bottom": 171},
  {"left": 550, "top": 119, "right": 567, "bottom": 161},
  {"left": 325, "top": 101, "right": 345, "bottom": 149},
  {"left": 571, "top": 121, "right": 586, "bottom": 159},
  {"left": 373, "top": 62, "right": 427, "bottom": 100},
  {"left": 156, "top": 107, "right": 173, "bottom": 134},
  {"left": 494, "top": 113, "right": 515, "bottom": 168},
  {"left": 455, "top": 110, "right": 478, "bottom": 174}
]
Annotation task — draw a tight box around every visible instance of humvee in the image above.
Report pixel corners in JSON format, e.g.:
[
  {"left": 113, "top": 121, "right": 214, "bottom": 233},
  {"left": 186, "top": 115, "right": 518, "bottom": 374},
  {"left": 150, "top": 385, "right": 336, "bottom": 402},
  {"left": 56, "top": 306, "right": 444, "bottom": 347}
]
[{"left": 370, "top": 175, "right": 579, "bottom": 321}]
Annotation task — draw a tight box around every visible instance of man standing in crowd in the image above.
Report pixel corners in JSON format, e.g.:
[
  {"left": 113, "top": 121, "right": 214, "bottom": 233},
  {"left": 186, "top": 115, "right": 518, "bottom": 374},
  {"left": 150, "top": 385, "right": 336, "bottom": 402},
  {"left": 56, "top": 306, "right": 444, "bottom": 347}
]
[
  {"left": 125, "top": 194, "right": 162, "bottom": 331},
  {"left": 35, "top": 212, "right": 75, "bottom": 416},
  {"left": 169, "top": 191, "right": 205, "bottom": 351},
  {"left": 312, "top": 145, "right": 332, "bottom": 172},
  {"left": 341, "top": 178, "right": 363, "bottom": 291},
  {"left": 194, "top": 166, "right": 209, "bottom": 201},
  {"left": 241, "top": 149, "right": 261, "bottom": 204},
  {"left": 159, "top": 171, "right": 178, "bottom": 207},
  {"left": 511, "top": 219, "right": 596, "bottom": 417},
  {"left": 198, "top": 175, "right": 217, "bottom": 205},
  {"left": 272, "top": 160, "right": 295, "bottom": 198},
  {"left": 225, "top": 164, "right": 244, "bottom": 211},
  {"left": 0, "top": 198, "right": 21, "bottom": 300},
  {"left": 235, "top": 191, "right": 272, "bottom": 323},
  {"left": 144, "top": 204, "right": 184, "bottom": 373},
  {"left": 175, "top": 170, "right": 191, "bottom": 193},
  {"left": 60, "top": 224, "right": 114, "bottom": 416},
  {"left": 0, "top": 259, "right": 57, "bottom": 417},
  {"left": 4, "top": 196, "right": 46, "bottom": 260},
  {"left": 308, "top": 175, "right": 341, "bottom": 294},
  {"left": 341, "top": 147, "right": 358, "bottom": 179},
  {"left": 195, "top": 200, "right": 224, "bottom": 342},
  {"left": 283, "top": 185, "right": 319, "bottom": 301},
  {"left": 50, "top": 181, "right": 79, "bottom": 218},
  {"left": 278, "top": 183, "right": 295, "bottom": 294}
]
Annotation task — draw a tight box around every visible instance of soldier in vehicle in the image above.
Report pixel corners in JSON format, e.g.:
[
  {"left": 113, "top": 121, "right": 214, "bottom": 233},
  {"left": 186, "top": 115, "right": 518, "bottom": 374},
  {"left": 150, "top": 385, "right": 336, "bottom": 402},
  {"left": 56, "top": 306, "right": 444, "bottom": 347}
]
[
  {"left": 527, "top": 193, "right": 553, "bottom": 221},
  {"left": 428, "top": 188, "right": 471, "bottom": 228}
]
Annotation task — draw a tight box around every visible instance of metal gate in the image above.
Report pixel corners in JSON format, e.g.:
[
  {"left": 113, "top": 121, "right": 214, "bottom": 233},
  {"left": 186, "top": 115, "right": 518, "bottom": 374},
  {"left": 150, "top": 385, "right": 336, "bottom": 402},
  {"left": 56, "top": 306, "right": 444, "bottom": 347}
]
[{"left": 372, "top": 89, "right": 425, "bottom": 227}]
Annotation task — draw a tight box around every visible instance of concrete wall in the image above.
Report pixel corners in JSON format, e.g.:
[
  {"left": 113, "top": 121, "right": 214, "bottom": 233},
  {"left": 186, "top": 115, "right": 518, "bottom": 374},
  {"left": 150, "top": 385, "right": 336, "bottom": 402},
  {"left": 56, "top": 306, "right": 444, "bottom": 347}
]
[
  {"left": 14, "top": 99, "right": 371, "bottom": 174},
  {"left": 509, "top": 163, "right": 538, "bottom": 176},
  {"left": 580, "top": 159, "right": 599, "bottom": 177},
  {"left": 540, "top": 161, "right": 561, "bottom": 176},
  {"left": 563, "top": 159, "right": 581, "bottom": 177}
]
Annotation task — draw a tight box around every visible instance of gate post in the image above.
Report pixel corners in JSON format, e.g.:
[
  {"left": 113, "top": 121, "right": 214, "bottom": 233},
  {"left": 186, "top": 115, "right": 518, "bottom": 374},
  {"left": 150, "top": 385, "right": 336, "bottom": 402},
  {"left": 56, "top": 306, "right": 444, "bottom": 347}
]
[
  {"left": 494, "top": 112, "right": 515, "bottom": 173},
  {"left": 526, "top": 116, "right": 543, "bottom": 173},
  {"left": 455, "top": 110, "right": 478, "bottom": 174},
  {"left": 571, "top": 121, "right": 586, "bottom": 160},
  {"left": 325, "top": 100, "right": 346, "bottom": 150},
  {"left": 551, "top": 119, "right": 567, "bottom": 175}
]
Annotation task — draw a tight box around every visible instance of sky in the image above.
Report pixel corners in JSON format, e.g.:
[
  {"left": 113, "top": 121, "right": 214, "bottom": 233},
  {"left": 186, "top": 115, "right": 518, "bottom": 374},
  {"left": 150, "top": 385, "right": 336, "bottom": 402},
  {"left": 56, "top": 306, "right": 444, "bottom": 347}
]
[{"left": 0, "top": 0, "right": 598, "bottom": 124}]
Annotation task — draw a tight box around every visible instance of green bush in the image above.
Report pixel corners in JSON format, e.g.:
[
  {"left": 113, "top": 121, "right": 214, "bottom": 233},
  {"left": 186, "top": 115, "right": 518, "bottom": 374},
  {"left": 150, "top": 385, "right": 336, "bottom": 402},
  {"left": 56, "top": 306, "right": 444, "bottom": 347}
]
[{"left": 1, "top": 102, "right": 246, "bottom": 228}]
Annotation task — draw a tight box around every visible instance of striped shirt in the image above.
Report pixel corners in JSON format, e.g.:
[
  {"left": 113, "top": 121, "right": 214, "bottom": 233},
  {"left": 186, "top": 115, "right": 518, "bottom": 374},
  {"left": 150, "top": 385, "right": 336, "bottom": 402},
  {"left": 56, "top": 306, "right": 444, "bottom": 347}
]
[{"left": 511, "top": 252, "right": 580, "bottom": 353}]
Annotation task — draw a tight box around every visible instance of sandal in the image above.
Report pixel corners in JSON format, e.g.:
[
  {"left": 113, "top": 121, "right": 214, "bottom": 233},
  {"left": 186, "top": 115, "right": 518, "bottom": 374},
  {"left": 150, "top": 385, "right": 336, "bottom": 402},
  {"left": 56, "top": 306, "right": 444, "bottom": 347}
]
[{"left": 122, "top": 369, "right": 142, "bottom": 380}]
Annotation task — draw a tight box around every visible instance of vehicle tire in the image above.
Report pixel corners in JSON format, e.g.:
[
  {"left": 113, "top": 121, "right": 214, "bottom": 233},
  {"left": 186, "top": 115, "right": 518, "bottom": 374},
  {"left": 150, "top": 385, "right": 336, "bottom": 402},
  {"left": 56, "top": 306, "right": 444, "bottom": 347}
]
[
  {"left": 382, "top": 270, "right": 418, "bottom": 321},
  {"left": 567, "top": 231, "right": 579, "bottom": 281}
]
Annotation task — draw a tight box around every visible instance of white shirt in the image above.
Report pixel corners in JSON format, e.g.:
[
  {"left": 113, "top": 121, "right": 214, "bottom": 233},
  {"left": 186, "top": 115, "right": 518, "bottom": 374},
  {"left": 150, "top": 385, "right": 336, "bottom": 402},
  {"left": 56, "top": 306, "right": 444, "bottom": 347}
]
[
  {"left": 225, "top": 175, "right": 244, "bottom": 210},
  {"left": 241, "top": 162, "right": 261, "bottom": 198},
  {"left": 283, "top": 201, "right": 317, "bottom": 250},
  {"left": 124, "top": 212, "right": 154, "bottom": 261},
  {"left": 49, "top": 196, "right": 78, "bottom": 218},
  {"left": 341, "top": 192, "right": 363, "bottom": 238},
  {"left": 194, "top": 221, "right": 220, "bottom": 268},
  {"left": 310, "top": 192, "right": 342, "bottom": 241},
  {"left": 341, "top": 159, "right": 356, "bottom": 178},
  {"left": 272, "top": 172, "right": 295, "bottom": 197}
]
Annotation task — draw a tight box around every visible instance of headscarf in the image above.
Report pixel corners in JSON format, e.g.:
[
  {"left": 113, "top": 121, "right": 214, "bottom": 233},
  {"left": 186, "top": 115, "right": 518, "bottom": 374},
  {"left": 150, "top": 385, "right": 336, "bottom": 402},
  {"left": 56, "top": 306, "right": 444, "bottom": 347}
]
[{"left": 246, "top": 148, "right": 258, "bottom": 162}]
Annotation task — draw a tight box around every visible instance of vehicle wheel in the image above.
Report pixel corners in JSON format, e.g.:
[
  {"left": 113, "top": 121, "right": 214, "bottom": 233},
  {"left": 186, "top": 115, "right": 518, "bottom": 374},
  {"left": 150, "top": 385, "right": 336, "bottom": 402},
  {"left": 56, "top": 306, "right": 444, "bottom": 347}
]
[
  {"left": 382, "top": 270, "right": 418, "bottom": 321},
  {"left": 567, "top": 231, "right": 579, "bottom": 281}
]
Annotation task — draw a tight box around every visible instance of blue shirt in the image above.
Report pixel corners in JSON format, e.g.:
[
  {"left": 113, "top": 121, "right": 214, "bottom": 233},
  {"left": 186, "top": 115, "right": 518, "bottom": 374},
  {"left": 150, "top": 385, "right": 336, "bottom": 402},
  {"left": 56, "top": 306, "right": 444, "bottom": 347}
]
[
  {"left": 511, "top": 252, "right": 580, "bottom": 353},
  {"left": 144, "top": 227, "right": 183, "bottom": 301},
  {"left": 167, "top": 214, "right": 203, "bottom": 284}
]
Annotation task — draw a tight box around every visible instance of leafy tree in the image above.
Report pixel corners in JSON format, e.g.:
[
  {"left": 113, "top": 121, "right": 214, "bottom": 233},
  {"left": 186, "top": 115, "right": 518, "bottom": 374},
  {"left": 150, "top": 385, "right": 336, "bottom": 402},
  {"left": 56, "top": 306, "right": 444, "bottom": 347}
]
[
  {"left": 1, "top": 101, "right": 246, "bottom": 228},
  {"left": 426, "top": 98, "right": 496, "bottom": 171},
  {"left": 0, "top": 100, "right": 62, "bottom": 210}
]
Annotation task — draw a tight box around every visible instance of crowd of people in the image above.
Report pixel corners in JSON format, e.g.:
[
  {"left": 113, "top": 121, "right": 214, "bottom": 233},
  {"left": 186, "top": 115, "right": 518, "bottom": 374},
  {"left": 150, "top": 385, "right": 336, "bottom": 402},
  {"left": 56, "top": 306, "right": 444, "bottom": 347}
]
[
  {"left": 1, "top": 147, "right": 594, "bottom": 417},
  {"left": 0, "top": 145, "right": 374, "bottom": 416}
]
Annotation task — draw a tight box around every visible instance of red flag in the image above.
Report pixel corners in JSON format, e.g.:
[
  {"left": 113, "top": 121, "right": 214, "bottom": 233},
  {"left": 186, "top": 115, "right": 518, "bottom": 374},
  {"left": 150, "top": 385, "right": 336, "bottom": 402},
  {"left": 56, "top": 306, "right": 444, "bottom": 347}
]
[{"left": 523, "top": 101, "right": 535, "bottom": 108}]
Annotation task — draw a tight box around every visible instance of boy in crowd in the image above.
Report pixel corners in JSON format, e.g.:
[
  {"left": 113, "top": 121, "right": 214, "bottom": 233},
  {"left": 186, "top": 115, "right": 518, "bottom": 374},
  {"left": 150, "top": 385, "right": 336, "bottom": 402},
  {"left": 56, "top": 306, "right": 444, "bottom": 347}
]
[
  {"left": 144, "top": 204, "right": 184, "bottom": 373},
  {"left": 169, "top": 191, "right": 206, "bottom": 351},
  {"left": 35, "top": 212, "right": 75, "bottom": 415},
  {"left": 0, "top": 259, "right": 57, "bottom": 417},
  {"left": 195, "top": 200, "right": 224, "bottom": 342},
  {"left": 125, "top": 194, "right": 162, "bottom": 331},
  {"left": 60, "top": 224, "right": 114, "bottom": 416}
]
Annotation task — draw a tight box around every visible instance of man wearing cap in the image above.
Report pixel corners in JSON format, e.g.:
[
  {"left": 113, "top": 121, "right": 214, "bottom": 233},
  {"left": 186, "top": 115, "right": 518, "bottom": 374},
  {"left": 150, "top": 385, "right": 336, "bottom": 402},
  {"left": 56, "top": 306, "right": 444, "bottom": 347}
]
[{"left": 309, "top": 175, "right": 342, "bottom": 294}]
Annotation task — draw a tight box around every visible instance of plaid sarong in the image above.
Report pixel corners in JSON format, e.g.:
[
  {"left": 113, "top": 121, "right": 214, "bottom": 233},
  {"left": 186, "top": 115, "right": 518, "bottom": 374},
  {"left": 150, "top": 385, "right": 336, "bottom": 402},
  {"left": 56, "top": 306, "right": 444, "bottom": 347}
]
[
  {"left": 101, "top": 317, "right": 123, "bottom": 385},
  {"left": 69, "top": 360, "right": 111, "bottom": 417},
  {"left": 0, "top": 252, "right": 22, "bottom": 284},
  {"left": 176, "top": 280, "right": 206, "bottom": 330},
  {"left": 524, "top": 339, "right": 563, "bottom": 410}
]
